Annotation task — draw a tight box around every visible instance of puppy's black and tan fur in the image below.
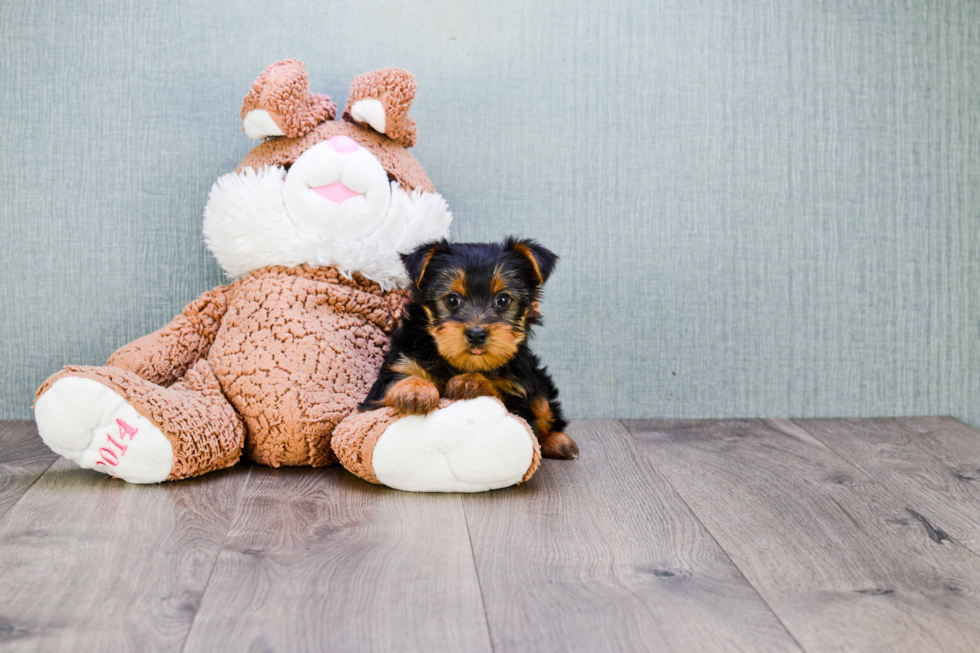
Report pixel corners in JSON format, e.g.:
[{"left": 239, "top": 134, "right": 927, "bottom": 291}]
[{"left": 360, "top": 237, "right": 578, "bottom": 459}]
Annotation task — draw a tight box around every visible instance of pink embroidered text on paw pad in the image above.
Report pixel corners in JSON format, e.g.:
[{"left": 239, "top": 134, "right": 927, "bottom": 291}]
[
  {"left": 35, "top": 376, "right": 175, "bottom": 484},
  {"left": 94, "top": 418, "right": 139, "bottom": 472}
]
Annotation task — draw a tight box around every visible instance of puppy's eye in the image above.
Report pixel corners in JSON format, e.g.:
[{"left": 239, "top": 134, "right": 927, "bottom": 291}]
[
  {"left": 445, "top": 293, "right": 461, "bottom": 310},
  {"left": 494, "top": 294, "right": 512, "bottom": 310}
]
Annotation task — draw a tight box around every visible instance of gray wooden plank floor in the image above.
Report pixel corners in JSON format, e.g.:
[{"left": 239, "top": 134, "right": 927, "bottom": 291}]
[
  {"left": 462, "top": 421, "right": 800, "bottom": 653},
  {"left": 0, "top": 453, "right": 249, "bottom": 651},
  {"left": 181, "top": 467, "right": 493, "bottom": 653},
  {"left": 1, "top": 416, "right": 980, "bottom": 652},
  {"left": 624, "top": 418, "right": 980, "bottom": 653},
  {"left": 792, "top": 417, "right": 980, "bottom": 557},
  {"left": 0, "top": 422, "right": 57, "bottom": 520}
]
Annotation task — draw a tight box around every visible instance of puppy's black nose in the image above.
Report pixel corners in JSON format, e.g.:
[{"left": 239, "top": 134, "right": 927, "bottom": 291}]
[{"left": 465, "top": 326, "right": 488, "bottom": 345}]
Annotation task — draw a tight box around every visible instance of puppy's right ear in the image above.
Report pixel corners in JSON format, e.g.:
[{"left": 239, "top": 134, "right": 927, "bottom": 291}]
[{"left": 401, "top": 240, "right": 449, "bottom": 288}]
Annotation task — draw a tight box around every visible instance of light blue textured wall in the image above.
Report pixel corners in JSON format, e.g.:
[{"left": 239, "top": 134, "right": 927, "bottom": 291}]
[{"left": 2, "top": 0, "right": 979, "bottom": 422}]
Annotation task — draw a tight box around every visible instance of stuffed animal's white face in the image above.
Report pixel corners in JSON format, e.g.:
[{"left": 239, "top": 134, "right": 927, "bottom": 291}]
[
  {"left": 203, "top": 158, "right": 451, "bottom": 290},
  {"left": 282, "top": 135, "right": 393, "bottom": 240}
]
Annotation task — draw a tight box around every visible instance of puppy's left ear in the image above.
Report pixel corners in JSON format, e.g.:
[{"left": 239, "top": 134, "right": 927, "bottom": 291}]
[
  {"left": 505, "top": 237, "right": 558, "bottom": 285},
  {"left": 401, "top": 240, "right": 449, "bottom": 288}
]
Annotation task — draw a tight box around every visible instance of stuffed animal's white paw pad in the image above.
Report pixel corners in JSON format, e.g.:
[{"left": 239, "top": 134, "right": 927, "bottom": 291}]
[
  {"left": 372, "top": 397, "right": 534, "bottom": 492},
  {"left": 34, "top": 377, "right": 174, "bottom": 484}
]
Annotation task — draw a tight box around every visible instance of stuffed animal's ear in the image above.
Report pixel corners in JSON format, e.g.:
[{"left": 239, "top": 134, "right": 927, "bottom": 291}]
[
  {"left": 505, "top": 237, "right": 558, "bottom": 285},
  {"left": 344, "top": 68, "right": 418, "bottom": 147},
  {"left": 401, "top": 240, "right": 449, "bottom": 288},
  {"left": 241, "top": 59, "right": 336, "bottom": 140}
]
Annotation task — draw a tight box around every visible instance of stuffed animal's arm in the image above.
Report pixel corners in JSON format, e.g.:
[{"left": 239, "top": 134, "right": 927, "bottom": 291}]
[{"left": 107, "top": 286, "right": 230, "bottom": 386}]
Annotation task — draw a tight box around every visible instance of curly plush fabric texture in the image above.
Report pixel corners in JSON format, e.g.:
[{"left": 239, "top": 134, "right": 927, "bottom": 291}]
[
  {"left": 344, "top": 68, "right": 418, "bottom": 147},
  {"left": 37, "top": 265, "right": 409, "bottom": 474},
  {"left": 236, "top": 120, "right": 435, "bottom": 193},
  {"left": 331, "top": 402, "right": 404, "bottom": 484},
  {"left": 207, "top": 265, "right": 408, "bottom": 466},
  {"left": 107, "top": 287, "right": 230, "bottom": 386},
  {"left": 36, "top": 361, "right": 245, "bottom": 481},
  {"left": 241, "top": 59, "right": 336, "bottom": 138},
  {"left": 236, "top": 62, "right": 430, "bottom": 191}
]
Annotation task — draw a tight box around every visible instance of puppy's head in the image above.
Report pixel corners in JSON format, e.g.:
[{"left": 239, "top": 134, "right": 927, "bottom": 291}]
[{"left": 402, "top": 237, "right": 558, "bottom": 372}]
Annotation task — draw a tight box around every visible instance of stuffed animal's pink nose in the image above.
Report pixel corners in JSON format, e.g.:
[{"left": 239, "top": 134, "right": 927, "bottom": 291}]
[{"left": 327, "top": 135, "right": 359, "bottom": 153}]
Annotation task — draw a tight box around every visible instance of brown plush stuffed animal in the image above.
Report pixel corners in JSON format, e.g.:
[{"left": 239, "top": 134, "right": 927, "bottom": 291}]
[{"left": 33, "top": 60, "right": 541, "bottom": 492}]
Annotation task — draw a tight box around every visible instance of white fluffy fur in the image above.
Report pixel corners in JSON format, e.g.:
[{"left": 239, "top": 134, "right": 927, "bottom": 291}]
[{"left": 203, "top": 165, "right": 452, "bottom": 289}]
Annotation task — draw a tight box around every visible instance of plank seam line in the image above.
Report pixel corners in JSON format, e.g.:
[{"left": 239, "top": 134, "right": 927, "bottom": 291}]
[
  {"left": 460, "top": 495, "right": 497, "bottom": 653},
  {"left": 179, "top": 464, "right": 254, "bottom": 653},
  {"left": 0, "top": 455, "right": 58, "bottom": 523},
  {"left": 617, "top": 419, "right": 809, "bottom": 653},
  {"left": 787, "top": 418, "right": 980, "bottom": 562}
]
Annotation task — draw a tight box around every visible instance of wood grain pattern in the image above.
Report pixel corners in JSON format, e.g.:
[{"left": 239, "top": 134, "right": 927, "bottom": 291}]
[
  {"left": 793, "top": 417, "right": 980, "bottom": 558},
  {"left": 462, "top": 420, "right": 801, "bottom": 653},
  {"left": 0, "top": 458, "right": 249, "bottom": 652},
  {"left": 181, "top": 466, "right": 493, "bottom": 653},
  {"left": 0, "top": 421, "right": 57, "bottom": 521},
  {"left": 625, "top": 418, "right": 980, "bottom": 653},
  {"left": 8, "top": 417, "right": 980, "bottom": 652}
]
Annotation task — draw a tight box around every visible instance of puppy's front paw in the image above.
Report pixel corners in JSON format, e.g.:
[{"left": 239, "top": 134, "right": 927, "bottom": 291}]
[
  {"left": 444, "top": 373, "right": 499, "bottom": 401},
  {"left": 539, "top": 431, "right": 579, "bottom": 460},
  {"left": 385, "top": 377, "right": 440, "bottom": 415}
]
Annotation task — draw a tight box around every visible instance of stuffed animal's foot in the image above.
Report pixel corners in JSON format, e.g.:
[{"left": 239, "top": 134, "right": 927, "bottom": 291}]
[
  {"left": 34, "top": 362, "right": 243, "bottom": 482},
  {"left": 34, "top": 376, "right": 174, "bottom": 483},
  {"left": 374, "top": 398, "right": 539, "bottom": 492},
  {"left": 334, "top": 397, "right": 541, "bottom": 492}
]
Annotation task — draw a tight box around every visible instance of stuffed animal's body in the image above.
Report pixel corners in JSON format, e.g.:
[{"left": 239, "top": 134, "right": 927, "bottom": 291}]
[{"left": 33, "top": 61, "right": 541, "bottom": 492}]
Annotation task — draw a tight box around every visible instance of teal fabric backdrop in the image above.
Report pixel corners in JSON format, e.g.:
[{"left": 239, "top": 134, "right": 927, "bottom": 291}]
[{"left": 2, "top": 0, "right": 978, "bottom": 422}]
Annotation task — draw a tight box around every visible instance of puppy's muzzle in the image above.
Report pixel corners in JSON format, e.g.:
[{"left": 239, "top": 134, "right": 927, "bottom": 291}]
[{"left": 465, "top": 326, "right": 488, "bottom": 346}]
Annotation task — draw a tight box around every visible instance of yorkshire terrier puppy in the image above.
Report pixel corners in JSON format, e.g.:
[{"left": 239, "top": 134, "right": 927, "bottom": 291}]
[{"left": 360, "top": 237, "right": 578, "bottom": 459}]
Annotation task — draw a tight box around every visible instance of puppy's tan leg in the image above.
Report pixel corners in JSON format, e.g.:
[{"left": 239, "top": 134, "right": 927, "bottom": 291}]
[
  {"left": 530, "top": 396, "right": 579, "bottom": 459},
  {"left": 444, "top": 373, "right": 500, "bottom": 401},
  {"left": 538, "top": 432, "right": 579, "bottom": 460},
  {"left": 384, "top": 376, "right": 440, "bottom": 415}
]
